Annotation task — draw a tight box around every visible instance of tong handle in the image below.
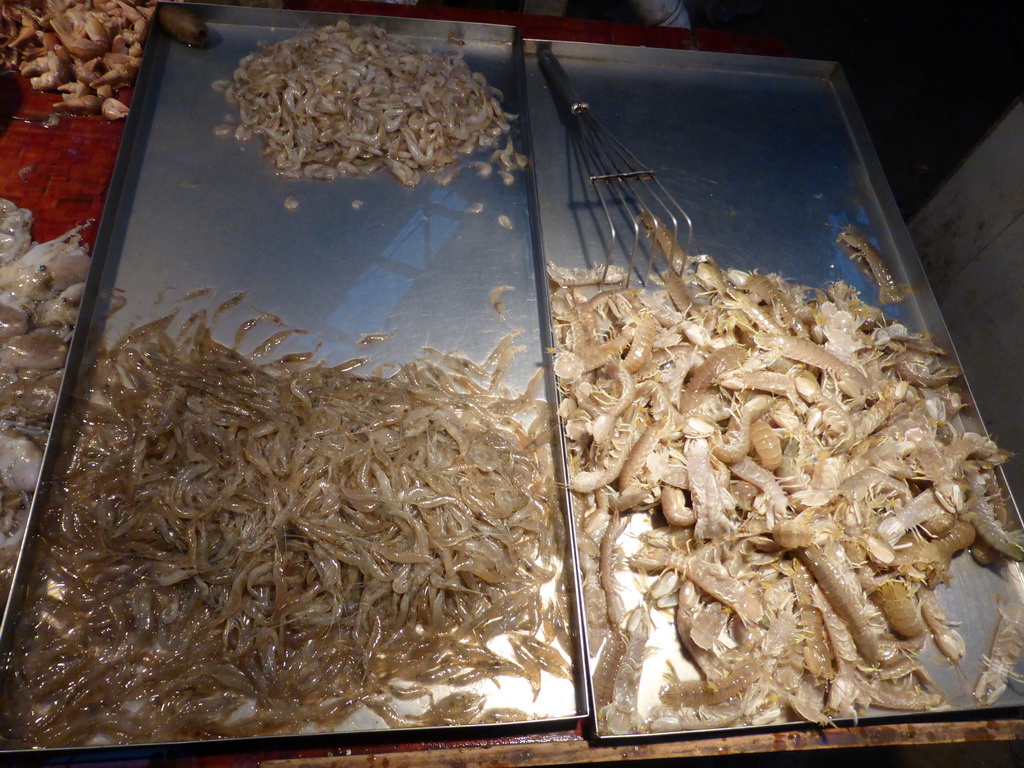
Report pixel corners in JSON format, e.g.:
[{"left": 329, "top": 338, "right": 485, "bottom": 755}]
[{"left": 538, "top": 47, "right": 588, "bottom": 115}]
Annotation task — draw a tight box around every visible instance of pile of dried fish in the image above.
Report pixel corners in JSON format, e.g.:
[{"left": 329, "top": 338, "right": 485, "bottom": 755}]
[
  {"left": 222, "top": 21, "right": 516, "bottom": 186},
  {"left": 2, "top": 305, "right": 570, "bottom": 747},
  {"left": 0, "top": 0, "right": 170, "bottom": 119},
  {"left": 549, "top": 253, "right": 1023, "bottom": 734},
  {"left": 0, "top": 198, "right": 91, "bottom": 596}
]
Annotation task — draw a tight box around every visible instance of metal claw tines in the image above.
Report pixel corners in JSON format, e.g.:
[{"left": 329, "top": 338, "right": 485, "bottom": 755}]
[{"left": 576, "top": 116, "right": 692, "bottom": 292}]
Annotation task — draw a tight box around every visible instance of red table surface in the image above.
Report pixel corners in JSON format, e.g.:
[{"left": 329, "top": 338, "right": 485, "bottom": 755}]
[
  {"left": 0, "top": 4, "right": 787, "bottom": 765},
  {"left": 0, "top": 80, "right": 131, "bottom": 247}
]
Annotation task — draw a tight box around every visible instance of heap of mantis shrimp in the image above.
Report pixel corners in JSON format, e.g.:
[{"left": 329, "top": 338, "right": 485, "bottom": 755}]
[{"left": 547, "top": 229, "right": 1024, "bottom": 734}]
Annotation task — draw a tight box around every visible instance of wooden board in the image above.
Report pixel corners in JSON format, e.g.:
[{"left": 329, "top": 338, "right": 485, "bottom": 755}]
[{"left": 261, "top": 719, "right": 1024, "bottom": 767}]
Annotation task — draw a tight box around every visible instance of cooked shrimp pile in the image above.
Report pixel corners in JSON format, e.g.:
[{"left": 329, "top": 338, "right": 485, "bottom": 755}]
[
  {"left": 549, "top": 255, "right": 1022, "bottom": 734},
  {"left": 0, "top": 199, "right": 91, "bottom": 596},
  {"left": 3, "top": 309, "right": 569, "bottom": 746},
  {"left": 222, "top": 21, "right": 516, "bottom": 187}
]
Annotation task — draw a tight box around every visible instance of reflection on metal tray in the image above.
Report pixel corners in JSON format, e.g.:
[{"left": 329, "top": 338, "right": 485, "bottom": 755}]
[
  {"left": 0, "top": 5, "right": 585, "bottom": 750},
  {"left": 523, "top": 38, "right": 1024, "bottom": 738}
]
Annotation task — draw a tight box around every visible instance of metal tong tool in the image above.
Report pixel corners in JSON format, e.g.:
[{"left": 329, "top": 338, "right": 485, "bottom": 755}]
[{"left": 538, "top": 47, "right": 693, "bottom": 289}]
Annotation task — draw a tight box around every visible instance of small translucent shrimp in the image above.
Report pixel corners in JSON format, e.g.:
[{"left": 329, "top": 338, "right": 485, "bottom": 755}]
[
  {"left": 739, "top": 272, "right": 806, "bottom": 334},
  {"left": 481, "top": 707, "right": 530, "bottom": 723},
  {"left": 785, "top": 682, "right": 832, "bottom": 726},
  {"left": 357, "top": 329, "right": 398, "bottom": 346},
  {"left": 639, "top": 211, "right": 690, "bottom": 272},
  {"left": 695, "top": 262, "right": 783, "bottom": 333},
  {"left": 660, "top": 657, "right": 760, "bottom": 709},
  {"left": 489, "top": 285, "right": 514, "bottom": 322},
  {"left": 729, "top": 456, "right": 788, "bottom": 528},
  {"left": 600, "top": 605, "right": 652, "bottom": 734},
  {"left": 599, "top": 505, "right": 629, "bottom": 629},
  {"left": 483, "top": 329, "right": 525, "bottom": 369},
  {"left": 684, "top": 437, "right": 734, "bottom": 541},
  {"left": 891, "top": 518, "right": 976, "bottom": 583},
  {"left": 867, "top": 680, "right": 944, "bottom": 712},
  {"left": 684, "top": 550, "right": 764, "bottom": 625},
  {"left": 772, "top": 514, "right": 824, "bottom": 550},
  {"left": 797, "top": 543, "right": 880, "bottom": 664},
  {"left": 872, "top": 579, "right": 924, "bottom": 639},
  {"left": 975, "top": 602, "right": 1024, "bottom": 705},
  {"left": 877, "top": 488, "right": 948, "bottom": 546},
  {"left": 661, "top": 484, "right": 696, "bottom": 528},
  {"left": 622, "top": 311, "right": 658, "bottom": 374},
  {"left": 963, "top": 472, "right": 1024, "bottom": 561},
  {"left": 749, "top": 418, "right": 782, "bottom": 471},
  {"left": 546, "top": 258, "right": 627, "bottom": 288},
  {"left": 853, "top": 382, "right": 908, "bottom": 441},
  {"left": 570, "top": 423, "right": 636, "bottom": 493},
  {"left": 835, "top": 225, "right": 909, "bottom": 304},
  {"left": 714, "top": 396, "right": 770, "bottom": 464},
  {"left": 618, "top": 418, "right": 666, "bottom": 493},
  {"left": 789, "top": 561, "right": 835, "bottom": 681},
  {"left": 679, "top": 346, "right": 746, "bottom": 414},
  {"left": 753, "top": 331, "right": 869, "bottom": 396},
  {"left": 917, "top": 588, "right": 966, "bottom": 663},
  {"left": 485, "top": 341, "right": 525, "bottom": 395}
]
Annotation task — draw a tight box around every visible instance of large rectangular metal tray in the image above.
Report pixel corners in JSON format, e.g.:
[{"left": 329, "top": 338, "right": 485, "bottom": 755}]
[
  {"left": 522, "top": 39, "right": 1024, "bottom": 737},
  {"left": 0, "top": 1, "right": 1022, "bottom": 753},
  {"left": 0, "top": 4, "right": 585, "bottom": 750}
]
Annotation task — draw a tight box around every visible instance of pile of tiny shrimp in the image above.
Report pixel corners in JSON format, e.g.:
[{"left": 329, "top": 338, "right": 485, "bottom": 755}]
[
  {"left": 221, "top": 21, "right": 517, "bottom": 187},
  {"left": 2, "top": 308, "right": 570, "bottom": 747},
  {"left": 0, "top": 198, "right": 91, "bottom": 596},
  {"left": 549, "top": 254, "right": 1024, "bottom": 735}
]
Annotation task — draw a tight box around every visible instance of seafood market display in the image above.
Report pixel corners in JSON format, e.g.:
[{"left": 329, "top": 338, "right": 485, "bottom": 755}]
[
  {"left": 6, "top": 3, "right": 1022, "bottom": 753},
  {"left": 2, "top": 301, "right": 572, "bottom": 746},
  {"left": 221, "top": 21, "right": 524, "bottom": 186},
  {"left": 0, "top": 0, "right": 176, "bottom": 120},
  {"left": 549, "top": 251, "right": 1024, "bottom": 734},
  {"left": 0, "top": 198, "right": 90, "bottom": 598}
]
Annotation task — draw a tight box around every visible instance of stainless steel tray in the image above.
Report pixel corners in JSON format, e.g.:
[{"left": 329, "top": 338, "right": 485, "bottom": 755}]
[
  {"left": 522, "top": 39, "right": 1024, "bottom": 738},
  {"left": 0, "top": 5, "right": 585, "bottom": 750},
  {"left": 1, "top": 2, "right": 1022, "bottom": 752}
]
